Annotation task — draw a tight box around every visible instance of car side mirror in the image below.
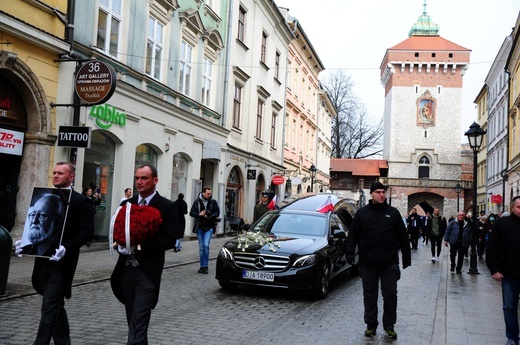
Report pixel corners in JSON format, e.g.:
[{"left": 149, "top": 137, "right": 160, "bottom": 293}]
[{"left": 242, "top": 223, "right": 251, "bottom": 231}]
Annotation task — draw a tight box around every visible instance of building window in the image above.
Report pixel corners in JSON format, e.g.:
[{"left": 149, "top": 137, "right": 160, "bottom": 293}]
[
  {"left": 449, "top": 53, "right": 453, "bottom": 58},
  {"left": 275, "top": 51, "right": 280, "bottom": 80},
  {"left": 237, "top": 6, "right": 246, "bottom": 42},
  {"left": 146, "top": 16, "right": 163, "bottom": 79},
  {"left": 202, "top": 57, "right": 212, "bottom": 106},
  {"left": 96, "top": 0, "right": 122, "bottom": 58},
  {"left": 414, "top": 52, "right": 419, "bottom": 57},
  {"left": 256, "top": 99, "right": 264, "bottom": 140},
  {"left": 418, "top": 155, "right": 430, "bottom": 178},
  {"left": 270, "top": 113, "right": 277, "bottom": 149},
  {"left": 233, "top": 83, "right": 242, "bottom": 129},
  {"left": 179, "top": 41, "right": 193, "bottom": 95},
  {"left": 260, "top": 31, "right": 267, "bottom": 63}
]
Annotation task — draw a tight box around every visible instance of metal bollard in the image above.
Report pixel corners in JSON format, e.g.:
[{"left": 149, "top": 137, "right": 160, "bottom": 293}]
[{"left": 0, "top": 225, "right": 13, "bottom": 296}]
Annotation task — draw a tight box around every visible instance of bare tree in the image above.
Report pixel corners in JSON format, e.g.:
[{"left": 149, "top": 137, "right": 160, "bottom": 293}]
[{"left": 322, "top": 71, "right": 383, "bottom": 158}]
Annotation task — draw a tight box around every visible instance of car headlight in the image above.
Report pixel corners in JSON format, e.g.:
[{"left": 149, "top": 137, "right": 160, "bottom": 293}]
[
  {"left": 219, "top": 247, "right": 234, "bottom": 260},
  {"left": 293, "top": 254, "right": 317, "bottom": 267}
]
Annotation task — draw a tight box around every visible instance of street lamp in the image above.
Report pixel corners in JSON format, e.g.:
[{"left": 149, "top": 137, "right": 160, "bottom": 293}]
[
  {"left": 501, "top": 169, "right": 508, "bottom": 213},
  {"left": 309, "top": 164, "right": 317, "bottom": 193},
  {"left": 455, "top": 183, "right": 462, "bottom": 212},
  {"left": 465, "top": 122, "right": 486, "bottom": 275}
]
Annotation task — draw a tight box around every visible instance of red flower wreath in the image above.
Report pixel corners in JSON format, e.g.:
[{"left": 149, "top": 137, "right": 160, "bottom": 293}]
[{"left": 112, "top": 204, "right": 163, "bottom": 247}]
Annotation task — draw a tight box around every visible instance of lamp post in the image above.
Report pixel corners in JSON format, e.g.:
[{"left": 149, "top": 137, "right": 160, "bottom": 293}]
[
  {"left": 501, "top": 169, "right": 508, "bottom": 213},
  {"left": 309, "top": 164, "right": 317, "bottom": 193},
  {"left": 465, "top": 122, "right": 486, "bottom": 275},
  {"left": 455, "top": 183, "right": 462, "bottom": 212}
]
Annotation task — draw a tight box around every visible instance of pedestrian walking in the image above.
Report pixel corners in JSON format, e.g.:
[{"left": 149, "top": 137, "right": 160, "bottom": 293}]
[
  {"left": 407, "top": 207, "right": 420, "bottom": 250},
  {"left": 190, "top": 187, "right": 220, "bottom": 274},
  {"left": 429, "top": 208, "right": 447, "bottom": 263},
  {"left": 15, "top": 162, "right": 95, "bottom": 345},
  {"left": 421, "top": 211, "right": 431, "bottom": 245},
  {"left": 486, "top": 196, "right": 520, "bottom": 345},
  {"left": 173, "top": 193, "right": 188, "bottom": 252},
  {"left": 444, "top": 211, "right": 472, "bottom": 274},
  {"left": 346, "top": 181, "right": 411, "bottom": 339},
  {"left": 110, "top": 164, "right": 178, "bottom": 345}
]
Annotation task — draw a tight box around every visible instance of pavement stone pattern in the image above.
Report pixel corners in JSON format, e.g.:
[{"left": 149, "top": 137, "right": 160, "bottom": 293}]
[{"left": 0, "top": 237, "right": 507, "bottom": 345}]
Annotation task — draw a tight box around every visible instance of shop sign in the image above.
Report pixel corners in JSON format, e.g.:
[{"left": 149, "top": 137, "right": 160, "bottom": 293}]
[
  {"left": 272, "top": 175, "right": 285, "bottom": 185},
  {"left": 0, "top": 128, "right": 24, "bottom": 156},
  {"left": 247, "top": 169, "right": 256, "bottom": 180},
  {"left": 57, "top": 126, "right": 91, "bottom": 148},
  {"left": 491, "top": 194, "right": 503, "bottom": 204},
  {"left": 89, "top": 104, "right": 126, "bottom": 130},
  {"left": 75, "top": 60, "right": 117, "bottom": 104}
]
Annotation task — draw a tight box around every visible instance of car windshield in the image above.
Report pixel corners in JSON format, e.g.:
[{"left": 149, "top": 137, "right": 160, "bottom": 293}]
[{"left": 252, "top": 213, "right": 326, "bottom": 237}]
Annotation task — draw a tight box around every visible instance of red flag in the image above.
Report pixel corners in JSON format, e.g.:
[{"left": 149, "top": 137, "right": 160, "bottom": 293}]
[
  {"left": 316, "top": 195, "right": 334, "bottom": 213},
  {"left": 268, "top": 194, "right": 278, "bottom": 210}
]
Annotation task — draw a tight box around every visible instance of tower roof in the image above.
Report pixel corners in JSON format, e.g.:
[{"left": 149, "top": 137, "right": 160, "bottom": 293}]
[
  {"left": 409, "top": 0, "right": 439, "bottom": 36},
  {"left": 389, "top": 36, "right": 470, "bottom": 52}
]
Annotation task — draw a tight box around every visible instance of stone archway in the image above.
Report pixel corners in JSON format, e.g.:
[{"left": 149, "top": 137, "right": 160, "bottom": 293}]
[
  {"left": 0, "top": 51, "right": 56, "bottom": 237},
  {"left": 408, "top": 192, "right": 444, "bottom": 216}
]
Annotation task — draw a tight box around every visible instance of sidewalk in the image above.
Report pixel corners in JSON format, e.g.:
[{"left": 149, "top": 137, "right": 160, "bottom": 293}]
[{"left": 1, "top": 235, "right": 231, "bottom": 300}]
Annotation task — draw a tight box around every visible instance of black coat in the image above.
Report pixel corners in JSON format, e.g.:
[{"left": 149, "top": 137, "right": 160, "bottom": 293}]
[
  {"left": 110, "top": 192, "right": 178, "bottom": 308},
  {"left": 173, "top": 198, "right": 188, "bottom": 239},
  {"left": 346, "top": 200, "right": 411, "bottom": 268},
  {"left": 486, "top": 214, "right": 520, "bottom": 278},
  {"left": 32, "top": 190, "right": 94, "bottom": 299}
]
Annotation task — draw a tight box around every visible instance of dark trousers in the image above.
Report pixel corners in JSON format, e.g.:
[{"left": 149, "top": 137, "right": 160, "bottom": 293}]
[
  {"left": 34, "top": 268, "right": 70, "bottom": 345},
  {"left": 430, "top": 234, "right": 443, "bottom": 257},
  {"left": 360, "top": 264, "right": 401, "bottom": 328},
  {"left": 409, "top": 229, "right": 419, "bottom": 249},
  {"left": 449, "top": 242, "right": 467, "bottom": 271},
  {"left": 121, "top": 265, "right": 157, "bottom": 345}
]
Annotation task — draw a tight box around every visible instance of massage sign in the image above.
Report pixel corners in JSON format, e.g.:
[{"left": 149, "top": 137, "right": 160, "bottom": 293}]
[{"left": 75, "top": 60, "right": 116, "bottom": 105}]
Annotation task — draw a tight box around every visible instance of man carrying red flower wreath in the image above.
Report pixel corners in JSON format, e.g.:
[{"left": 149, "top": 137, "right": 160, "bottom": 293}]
[{"left": 110, "top": 164, "right": 178, "bottom": 345}]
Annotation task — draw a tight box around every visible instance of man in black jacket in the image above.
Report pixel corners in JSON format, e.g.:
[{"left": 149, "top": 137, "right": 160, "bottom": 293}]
[
  {"left": 487, "top": 196, "right": 520, "bottom": 345},
  {"left": 111, "top": 164, "right": 178, "bottom": 345},
  {"left": 346, "top": 181, "right": 411, "bottom": 339},
  {"left": 16, "top": 162, "right": 94, "bottom": 345}
]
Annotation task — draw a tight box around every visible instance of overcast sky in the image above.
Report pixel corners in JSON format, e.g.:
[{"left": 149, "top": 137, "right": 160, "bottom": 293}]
[{"left": 276, "top": 0, "right": 519, "bottom": 142}]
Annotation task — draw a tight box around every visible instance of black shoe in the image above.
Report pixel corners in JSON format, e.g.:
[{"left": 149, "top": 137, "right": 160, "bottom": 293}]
[
  {"left": 450, "top": 266, "right": 455, "bottom": 272},
  {"left": 173, "top": 248, "right": 177, "bottom": 252},
  {"left": 364, "top": 325, "right": 377, "bottom": 337},
  {"left": 198, "top": 267, "right": 204, "bottom": 273},
  {"left": 203, "top": 267, "right": 208, "bottom": 274},
  {"left": 384, "top": 327, "right": 397, "bottom": 339}
]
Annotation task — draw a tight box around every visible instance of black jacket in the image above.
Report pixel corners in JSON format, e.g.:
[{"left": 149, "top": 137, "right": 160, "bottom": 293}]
[
  {"left": 189, "top": 194, "right": 220, "bottom": 232},
  {"left": 486, "top": 214, "right": 520, "bottom": 278},
  {"left": 346, "top": 200, "right": 411, "bottom": 268},
  {"left": 111, "top": 192, "right": 178, "bottom": 308}
]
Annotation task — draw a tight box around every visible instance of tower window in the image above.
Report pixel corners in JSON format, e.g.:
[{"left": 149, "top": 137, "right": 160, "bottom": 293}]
[
  {"left": 432, "top": 53, "right": 436, "bottom": 57},
  {"left": 414, "top": 52, "right": 419, "bottom": 57},
  {"left": 449, "top": 53, "right": 453, "bottom": 58},
  {"left": 424, "top": 130, "right": 427, "bottom": 138},
  {"left": 418, "top": 155, "right": 430, "bottom": 178}
]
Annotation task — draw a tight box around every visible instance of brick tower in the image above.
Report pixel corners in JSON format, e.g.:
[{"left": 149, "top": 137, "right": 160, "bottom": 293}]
[{"left": 379, "top": 1, "right": 471, "bottom": 218}]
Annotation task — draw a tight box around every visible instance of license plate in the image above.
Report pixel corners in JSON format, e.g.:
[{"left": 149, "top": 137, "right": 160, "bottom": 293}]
[{"left": 242, "top": 270, "right": 274, "bottom": 282}]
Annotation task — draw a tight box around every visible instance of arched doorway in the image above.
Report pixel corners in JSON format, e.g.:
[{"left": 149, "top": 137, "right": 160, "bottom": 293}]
[
  {"left": 255, "top": 173, "right": 266, "bottom": 203},
  {"left": 225, "top": 166, "right": 242, "bottom": 218},
  {"left": 82, "top": 131, "right": 115, "bottom": 241},
  {"left": 171, "top": 152, "right": 189, "bottom": 200}
]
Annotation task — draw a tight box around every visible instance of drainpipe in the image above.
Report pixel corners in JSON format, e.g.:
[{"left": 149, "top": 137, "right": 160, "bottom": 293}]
[{"left": 221, "top": 0, "right": 234, "bottom": 127}]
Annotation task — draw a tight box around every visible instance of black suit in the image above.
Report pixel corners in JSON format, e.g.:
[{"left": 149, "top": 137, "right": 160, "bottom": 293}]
[
  {"left": 111, "top": 192, "right": 177, "bottom": 345},
  {"left": 31, "top": 189, "right": 94, "bottom": 345}
]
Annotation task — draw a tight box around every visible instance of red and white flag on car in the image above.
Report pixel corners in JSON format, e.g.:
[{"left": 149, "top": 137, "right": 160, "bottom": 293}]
[
  {"left": 268, "top": 194, "right": 278, "bottom": 210},
  {"left": 316, "top": 195, "right": 334, "bottom": 213}
]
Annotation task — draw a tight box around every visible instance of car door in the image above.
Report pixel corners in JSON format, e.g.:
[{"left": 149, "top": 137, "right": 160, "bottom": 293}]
[{"left": 329, "top": 214, "right": 348, "bottom": 275}]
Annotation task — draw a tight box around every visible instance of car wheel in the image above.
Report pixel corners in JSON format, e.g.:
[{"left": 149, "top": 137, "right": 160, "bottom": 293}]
[
  {"left": 218, "top": 280, "right": 238, "bottom": 290},
  {"left": 314, "top": 262, "right": 331, "bottom": 299}
]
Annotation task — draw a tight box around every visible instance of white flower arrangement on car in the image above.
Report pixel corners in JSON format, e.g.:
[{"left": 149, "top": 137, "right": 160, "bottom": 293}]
[{"left": 237, "top": 230, "right": 281, "bottom": 253}]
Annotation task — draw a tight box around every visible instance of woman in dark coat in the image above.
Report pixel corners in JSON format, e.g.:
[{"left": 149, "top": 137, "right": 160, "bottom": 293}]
[{"left": 173, "top": 193, "right": 188, "bottom": 252}]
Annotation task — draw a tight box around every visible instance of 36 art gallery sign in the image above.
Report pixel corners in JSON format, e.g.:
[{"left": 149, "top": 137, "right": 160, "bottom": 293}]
[{"left": 75, "top": 60, "right": 116, "bottom": 104}]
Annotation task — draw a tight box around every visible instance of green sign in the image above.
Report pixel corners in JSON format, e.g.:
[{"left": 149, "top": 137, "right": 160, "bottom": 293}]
[{"left": 89, "top": 104, "right": 126, "bottom": 130}]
